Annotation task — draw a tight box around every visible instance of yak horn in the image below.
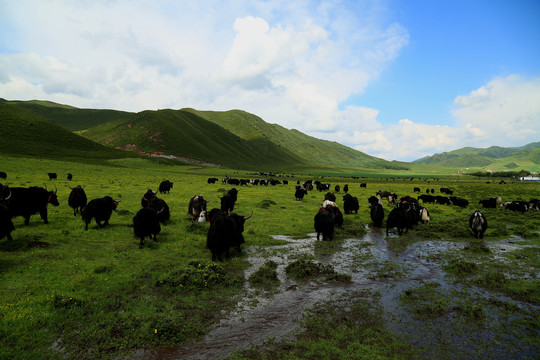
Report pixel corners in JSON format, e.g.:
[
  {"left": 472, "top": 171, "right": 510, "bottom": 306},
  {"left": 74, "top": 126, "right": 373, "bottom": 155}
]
[
  {"left": 68, "top": 184, "right": 74, "bottom": 190},
  {"left": 244, "top": 211, "right": 254, "bottom": 220},
  {"left": 4, "top": 189, "right": 12, "bottom": 201}
]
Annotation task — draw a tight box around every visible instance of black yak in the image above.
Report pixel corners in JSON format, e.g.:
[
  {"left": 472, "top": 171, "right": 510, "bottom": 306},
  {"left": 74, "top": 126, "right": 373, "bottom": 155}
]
[
  {"left": 469, "top": 211, "right": 487, "bottom": 239},
  {"left": 82, "top": 196, "right": 119, "bottom": 230},
  {"left": 133, "top": 207, "right": 161, "bottom": 248}
]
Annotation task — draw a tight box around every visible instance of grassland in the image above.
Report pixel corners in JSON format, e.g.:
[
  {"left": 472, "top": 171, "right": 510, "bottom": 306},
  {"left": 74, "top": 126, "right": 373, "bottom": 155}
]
[{"left": 0, "top": 155, "right": 539, "bottom": 359}]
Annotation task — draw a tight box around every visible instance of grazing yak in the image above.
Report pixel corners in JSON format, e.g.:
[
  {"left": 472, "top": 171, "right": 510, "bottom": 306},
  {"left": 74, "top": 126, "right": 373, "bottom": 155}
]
[
  {"left": 0, "top": 186, "right": 59, "bottom": 225},
  {"left": 529, "top": 199, "right": 540, "bottom": 211},
  {"left": 133, "top": 207, "right": 161, "bottom": 248},
  {"left": 343, "top": 194, "right": 359, "bottom": 214},
  {"left": 440, "top": 188, "right": 453, "bottom": 195},
  {"left": 324, "top": 192, "right": 336, "bottom": 202},
  {"left": 82, "top": 196, "right": 119, "bottom": 230},
  {"left": 188, "top": 194, "right": 208, "bottom": 222},
  {"left": 449, "top": 196, "right": 469, "bottom": 208},
  {"left": 150, "top": 197, "right": 170, "bottom": 224},
  {"left": 314, "top": 204, "right": 336, "bottom": 241},
  {"left": 401, "top": 201, "right": 420, "bottom": 228},
  {"left": 206, "top": 208, "right": 252, "bottom": 261},
  {"left": 68, "top": 185, "right": 87, "bottom": 216},
  {"left": 435, "top": 196, "right": 452, "bottom": 205},
  {"left": 469, "top": 211, "right": 487, "bottom": 239},
  {"left": 67, "top": 173, "right": 73, "bottom": 181},
  {"left": 141, "top": 189, "right": 170, "bottom": 224},
  {"left": 0, "top": 203, "right": 15, "bottom": 241},
  {"left": 386, "top": 205, "right": 410, "bottom": 236},
  {"left": 158, "top": 180, "right": 173, "bottom": 194},
  {"left": 479, "top": 197, "right": 502, "bottom": 208},
  {"left": 322, "top": 200, "right": 343, "bottom": 228},
  {"left": 220, "top": 188, "right": 238, "bottom": 214},
  {"left": 419, "top": 207, "right": 430, "bottom": 224},
  {"left": 368, "top": 196, "right": 384, "bottom": 227},
  {"left": 295, "top": 187, "right": 308, "bottom": 201},
  {"left": 141, "top": 189, "right": 157, "bottom": 208},
  {"left": 0, "top": 172, "right": 6, "bottom": 180},
  {"left": 503, "top": 201, "right": 529, "bottom": 212},
  {"left": 47, "top": 172, "right": 57, "bottom": 180},
  {"left": 418, "top": 194, "right": 435, "bottom": 204}
]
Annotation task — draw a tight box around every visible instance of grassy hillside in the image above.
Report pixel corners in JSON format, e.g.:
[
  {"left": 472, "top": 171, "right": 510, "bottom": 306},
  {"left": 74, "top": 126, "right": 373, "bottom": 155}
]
[
  {"left": 82, "top": 109, "right": 304, "bottom": 170},
  {"left": 1, "top": 99, "right": 408, "bottom": 172},
  {"left": 413, "top": 142, "right": 540, "bottom": 172},
  {"left": 182, "top": 108, "right": 406, "bottom": 170},
  {"left": 0, "top": 102, "right": 131, "bottom": 161},
  {"left": 83, "top": 108, "right": 408, "bottom": 171},
  {"left": 1, "top": 99, "right": 133, "bottom": 131}
]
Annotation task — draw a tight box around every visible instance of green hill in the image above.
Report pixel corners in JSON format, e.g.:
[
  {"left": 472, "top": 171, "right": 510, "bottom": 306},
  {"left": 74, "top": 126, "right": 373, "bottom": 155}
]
[
  {"left": 1, "top": 99, "right": 405, "bottom": 171},
  {"left": 82, "top": 109, "right": 304, "bottom": 169},
  {"left": 1, "top": 98, "right": 132, "bottom": 131},
  {"left": 0, "top": 102, "right": 130, "bottom": 161},
  {"left": 0, "top": 98, "right": 412, "bottom": 171},
  {"left": 181, "top": 108, "right": 397, "bottom": 169},
  {"left": 85, "top": 108, "right": 408, "bottom": 171},
  {"left": 79, "top": 107, "right": 407, "bottom": 171},
  {"left": 412, "top": 142, "right": 540, "bottom": 172}
]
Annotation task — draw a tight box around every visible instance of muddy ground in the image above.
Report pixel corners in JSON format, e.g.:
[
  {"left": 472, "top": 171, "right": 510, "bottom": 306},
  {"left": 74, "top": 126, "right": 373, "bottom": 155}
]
[{"left": 132, "top": 229, "right": 539, "bottom": 359}]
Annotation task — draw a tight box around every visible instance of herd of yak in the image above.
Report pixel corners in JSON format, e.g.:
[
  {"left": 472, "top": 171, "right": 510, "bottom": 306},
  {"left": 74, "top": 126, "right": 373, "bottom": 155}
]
[
  {"left": 0, "top": 177, "right": 251, "bottom": 262},
  {"left": 0, "top": 172, "right": 539, "bottom": 261}
]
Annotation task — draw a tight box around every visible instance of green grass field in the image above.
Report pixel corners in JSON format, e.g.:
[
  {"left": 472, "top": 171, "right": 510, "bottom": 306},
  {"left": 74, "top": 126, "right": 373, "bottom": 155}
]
[{"left": 0, "top": 155, "right": 539, "bottom": 359}]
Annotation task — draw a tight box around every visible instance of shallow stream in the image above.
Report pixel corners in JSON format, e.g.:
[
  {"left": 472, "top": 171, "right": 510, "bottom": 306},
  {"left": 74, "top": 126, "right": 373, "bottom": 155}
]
[{"left": 133, "top": 229, "right": 539, "bottom": 359}]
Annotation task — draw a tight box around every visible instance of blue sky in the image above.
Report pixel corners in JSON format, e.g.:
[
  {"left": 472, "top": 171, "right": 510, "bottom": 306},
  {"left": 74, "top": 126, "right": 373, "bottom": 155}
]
[{"left": 1, "top": 0, "right": 539, "bottom": 161}]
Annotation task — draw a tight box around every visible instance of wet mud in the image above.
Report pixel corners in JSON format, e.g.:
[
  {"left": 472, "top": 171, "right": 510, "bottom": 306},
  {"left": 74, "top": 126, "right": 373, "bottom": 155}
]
[{"left": 133, "top": 229, "right": 539, "bottom": 360}]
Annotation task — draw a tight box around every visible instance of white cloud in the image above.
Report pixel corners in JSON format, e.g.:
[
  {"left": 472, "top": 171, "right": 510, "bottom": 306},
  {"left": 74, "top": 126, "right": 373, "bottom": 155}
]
[
  {"left": 312, "top": 75, "right": 540, "bottom": 161},
  {"left": 7, "top": 2, "right": 538, "bottom": 163},
  {"left": 452, "top": 75, "right": 540, "bottom": 147}
]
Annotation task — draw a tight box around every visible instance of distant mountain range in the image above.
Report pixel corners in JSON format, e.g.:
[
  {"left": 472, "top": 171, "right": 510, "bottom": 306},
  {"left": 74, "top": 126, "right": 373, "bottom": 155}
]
[
  {"left": 412, "top": 142, "right": 540, "bottom": 171},
  {"left": 2, "top": 98, "right": 537, "bottom": 172},
  {"left": 0, "top": 99, "right": 406, "bottom": 171}
]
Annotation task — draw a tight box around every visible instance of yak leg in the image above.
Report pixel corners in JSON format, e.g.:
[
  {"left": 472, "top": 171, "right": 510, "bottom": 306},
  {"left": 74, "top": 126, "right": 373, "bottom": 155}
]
[{"left": 39, "top": 207, "right": 48, "bottom": 224}]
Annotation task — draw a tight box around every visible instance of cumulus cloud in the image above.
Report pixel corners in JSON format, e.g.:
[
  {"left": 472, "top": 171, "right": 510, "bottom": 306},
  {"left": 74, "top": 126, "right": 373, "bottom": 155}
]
[
  {"left": 3, "top": 1, "right": 536, "bottom": 163},
  {"left": 312, "top": 75, "right": 540, "bottom": 161},
  {"left": 0, "top": 1, "right": 409, "bottom": 119},
  {"left": 452, "top": 75, "right": 540, "bottom": 147}
]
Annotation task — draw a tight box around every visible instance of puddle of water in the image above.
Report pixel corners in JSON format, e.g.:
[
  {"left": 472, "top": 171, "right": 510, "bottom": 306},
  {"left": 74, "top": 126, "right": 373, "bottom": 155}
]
[{"left": 131, "top": 230, "right": 539, "bottom": 360}]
